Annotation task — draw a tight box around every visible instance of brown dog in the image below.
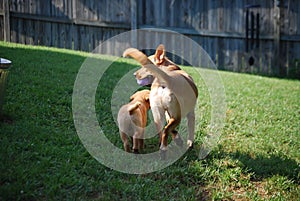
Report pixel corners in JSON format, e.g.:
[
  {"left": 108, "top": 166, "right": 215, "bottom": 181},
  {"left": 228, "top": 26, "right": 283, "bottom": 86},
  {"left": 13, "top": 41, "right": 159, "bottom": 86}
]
[
  {"left": 117, "top": 90, "right": 150, "bottom": 153},
  {"left": 123, "top": 45, "right": 198, "bottom": 157}
]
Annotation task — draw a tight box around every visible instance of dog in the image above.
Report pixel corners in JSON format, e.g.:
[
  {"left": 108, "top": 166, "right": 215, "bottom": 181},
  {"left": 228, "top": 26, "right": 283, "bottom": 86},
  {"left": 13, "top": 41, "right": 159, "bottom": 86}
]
[
  {"left": 117, "top": 90, "right": 150, "bottom": 153},
  {"left": 123, "top": 44, "right": 198, "bottom": 157}
]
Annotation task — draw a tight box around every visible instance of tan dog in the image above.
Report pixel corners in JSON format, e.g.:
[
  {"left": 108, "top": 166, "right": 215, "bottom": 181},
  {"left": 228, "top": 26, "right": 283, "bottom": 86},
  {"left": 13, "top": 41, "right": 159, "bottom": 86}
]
[
  {"left": 123, "top": 44, "right": 198, "bottom": 157},
  {"left": 117, "top": 90, "right": 150, "bottom": 153}
]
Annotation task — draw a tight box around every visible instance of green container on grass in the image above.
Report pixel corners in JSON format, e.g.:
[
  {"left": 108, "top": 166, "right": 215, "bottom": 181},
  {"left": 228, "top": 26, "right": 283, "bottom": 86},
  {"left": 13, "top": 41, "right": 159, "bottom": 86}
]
[{"left": 0, "top": 58, "right": 12, "bottom": 114}]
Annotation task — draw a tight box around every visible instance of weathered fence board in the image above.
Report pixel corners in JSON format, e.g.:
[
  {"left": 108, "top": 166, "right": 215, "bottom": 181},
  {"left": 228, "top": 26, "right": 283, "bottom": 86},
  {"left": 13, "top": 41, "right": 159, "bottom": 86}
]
[{"left": 0, "top": 0, "right": 299, "bottom": 78}]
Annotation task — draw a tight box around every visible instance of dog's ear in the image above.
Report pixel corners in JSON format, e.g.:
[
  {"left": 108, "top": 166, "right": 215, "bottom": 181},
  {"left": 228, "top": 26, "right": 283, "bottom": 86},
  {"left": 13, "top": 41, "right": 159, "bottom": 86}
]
[
  {"left": 154, "top": 44, "right": 165, "bottom": 65},
  {"left": 144, "top": 92, "right": 150, "bottom": 102},
  {"left": 130, "top": 94, "right": 136, "bottom": 102},
  {"left": 144, "top": 93, "right": 150, "bottom": 108},
  {"left": 128, "top": 101, "right": 141, "bottom": 114}
]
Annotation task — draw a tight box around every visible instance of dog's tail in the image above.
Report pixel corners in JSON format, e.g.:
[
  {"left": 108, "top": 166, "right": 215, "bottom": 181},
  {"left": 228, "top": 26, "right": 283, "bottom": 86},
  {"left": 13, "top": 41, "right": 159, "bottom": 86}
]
[
  {"left": 128, "top": 101, "right": 141, "bottom": 115},
  {"left": 123, "top": 48, "right": 153, "bottom": 66},
  {"left": 123, "top": 48, "right": 171, "bottom": 85}
]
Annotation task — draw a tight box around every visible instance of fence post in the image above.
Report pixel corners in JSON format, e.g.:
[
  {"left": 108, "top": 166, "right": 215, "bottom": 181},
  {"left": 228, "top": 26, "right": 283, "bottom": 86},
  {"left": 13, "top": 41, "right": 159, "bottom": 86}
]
[
  {"left": 273, "top": 0, "right": 283, "bottom": 76},
  {"left": 3, "top": 0, "right": 10, "bottom": 42},
  {"left": 130, "top": 0, "right": 137, "bottom": 47},
  {"left": 72, "top": 0, "right": 77, "bottom": 21}
]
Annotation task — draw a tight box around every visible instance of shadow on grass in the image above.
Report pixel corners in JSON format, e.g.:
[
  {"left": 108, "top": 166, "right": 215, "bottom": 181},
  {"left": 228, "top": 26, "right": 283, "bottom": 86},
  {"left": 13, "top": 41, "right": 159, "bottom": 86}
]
[
  {"left": 231, "top": 151, "right": 300, "bottom": 183},
  {"left": 0, "top": 113, "right": 14, "bottom": 124}
]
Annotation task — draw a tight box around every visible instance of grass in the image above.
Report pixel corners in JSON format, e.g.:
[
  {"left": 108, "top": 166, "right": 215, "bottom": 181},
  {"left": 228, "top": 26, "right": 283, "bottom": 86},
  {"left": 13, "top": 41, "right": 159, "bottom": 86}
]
[{"left": 0, "top": 41, "right": 299, "bottom": 200}]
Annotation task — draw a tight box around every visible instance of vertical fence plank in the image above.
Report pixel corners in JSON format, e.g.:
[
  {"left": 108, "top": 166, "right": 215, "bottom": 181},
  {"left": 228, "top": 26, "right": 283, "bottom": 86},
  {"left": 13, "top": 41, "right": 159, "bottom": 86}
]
[
  {"left": 25, "top": 19, "right": 33, "bottom": 45},
  {"left": 34, "top": 20, "right": 40, "bottom": 45},
  {"left": 3, "top": 0, "right": 10, "bottom": 42},
  {"left": 10, "top": 17, "right": 17, "bottom": 42},
  {"left": 51, "top": 21, "right": 58, "bottom": 47},
  {"left": 58, "top": 23, "right": 65, "bottom": 48},
  {"left": 130, "top": 0, "right": 137, "bottom": 47},
  {"left": 17, "top": 17, "right": 23, "bottom": 44},
  {"left": 273, "top": 0, "right": 282, "bottom": 76},
  {"left": 73, "top": 24, "right": 79, "bottom": 50}
]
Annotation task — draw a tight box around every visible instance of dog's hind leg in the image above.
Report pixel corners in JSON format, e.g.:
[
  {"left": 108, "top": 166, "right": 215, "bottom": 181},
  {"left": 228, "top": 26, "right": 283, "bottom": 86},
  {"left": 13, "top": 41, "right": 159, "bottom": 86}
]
[
  {"left": 138, "top": 138, "right": 144, "bottom": 151},
  {"left": 187, "top": 110, "right": 195, "bottom": 148},
  {"left": 159, "top": 117, "right": 181, "bottom": 159},
  {"left": 164, "top": 117, "right": 182, "bottom": 147},
  {"left": 132, "top": 128, "right": 144, "bottom": 153},
  {"left": 120, "top": 131, "right": 130, "bottom": 152}
]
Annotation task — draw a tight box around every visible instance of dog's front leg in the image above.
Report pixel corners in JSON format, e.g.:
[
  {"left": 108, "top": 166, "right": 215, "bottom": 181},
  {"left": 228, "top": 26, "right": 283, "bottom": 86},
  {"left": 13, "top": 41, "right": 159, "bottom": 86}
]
[
  {"left": 187, "top": 110, "right": 195, "bottom": 148},
  {"left": 151, "top": 105, "right": 165, "bottom": 146}
]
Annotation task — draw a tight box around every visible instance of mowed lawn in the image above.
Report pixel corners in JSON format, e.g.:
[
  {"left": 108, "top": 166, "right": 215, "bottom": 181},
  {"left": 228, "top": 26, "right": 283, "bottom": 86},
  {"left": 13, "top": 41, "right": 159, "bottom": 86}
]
[{"left": 0, "top": 41, "right": 299, "bottom": 200}]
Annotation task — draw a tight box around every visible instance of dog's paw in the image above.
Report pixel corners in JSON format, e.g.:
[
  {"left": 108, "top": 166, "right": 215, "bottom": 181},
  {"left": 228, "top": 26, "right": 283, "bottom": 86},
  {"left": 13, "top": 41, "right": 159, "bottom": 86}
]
[
  {"left": 133, "top": 149, "right": 139, "bottom": 154},
  {"left": 125, "top": 145, "right": 131, "bottom": 152},
  {"left": 187, "top": 140, "right": 194, "bottom": 149}
]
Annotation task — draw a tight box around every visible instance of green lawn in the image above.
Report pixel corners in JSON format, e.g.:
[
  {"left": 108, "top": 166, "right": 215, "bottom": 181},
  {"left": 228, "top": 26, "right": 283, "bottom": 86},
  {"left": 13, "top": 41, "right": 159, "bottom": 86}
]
[{"left": 0, "top": 41, "right": 299, "bottom": 200}]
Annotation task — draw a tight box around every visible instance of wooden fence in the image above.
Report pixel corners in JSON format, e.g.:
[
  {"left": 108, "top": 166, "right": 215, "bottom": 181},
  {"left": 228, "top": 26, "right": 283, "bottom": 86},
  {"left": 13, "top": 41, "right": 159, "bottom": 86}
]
[{"left": 0, "top": 0, "right": 300, "bottom": 78}]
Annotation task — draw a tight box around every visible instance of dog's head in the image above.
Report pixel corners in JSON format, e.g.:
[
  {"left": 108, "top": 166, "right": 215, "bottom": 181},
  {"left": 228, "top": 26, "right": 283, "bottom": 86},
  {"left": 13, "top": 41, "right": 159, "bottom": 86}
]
[
  {"left": 124, "top": 44, "right": 180, "bottom": 86},
  {"left": 133, "top": 67, "right": 154, "bottom": 86}
]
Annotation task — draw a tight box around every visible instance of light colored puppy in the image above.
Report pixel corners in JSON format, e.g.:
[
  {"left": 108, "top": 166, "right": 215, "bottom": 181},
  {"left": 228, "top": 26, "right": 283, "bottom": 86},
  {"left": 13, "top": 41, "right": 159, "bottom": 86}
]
[
  {"left": 117, "top": 90, "right": 150, "bottom": 153},
  {"left": 123, "top": 45, "right": 198, "bottom": 157}
]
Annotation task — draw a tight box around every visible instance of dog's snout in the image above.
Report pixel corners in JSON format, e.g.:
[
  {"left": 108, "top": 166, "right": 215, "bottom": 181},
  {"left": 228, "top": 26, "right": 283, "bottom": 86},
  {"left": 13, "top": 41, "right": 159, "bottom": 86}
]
[{"left": 133, "top": 72, "right": 140, "bottom": 79}]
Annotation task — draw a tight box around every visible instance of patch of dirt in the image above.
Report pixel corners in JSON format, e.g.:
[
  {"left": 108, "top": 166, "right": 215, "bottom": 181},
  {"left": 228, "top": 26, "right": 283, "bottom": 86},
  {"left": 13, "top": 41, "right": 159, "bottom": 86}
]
[{"left": 195, "top": 188, "right": 211, "bottom": 201}]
